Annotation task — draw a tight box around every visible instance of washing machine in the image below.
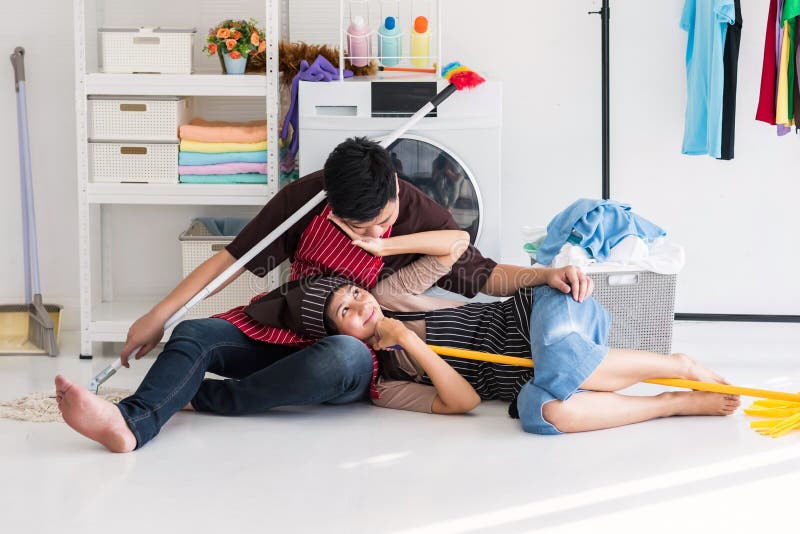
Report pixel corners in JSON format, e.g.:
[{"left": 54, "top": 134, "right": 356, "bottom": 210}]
[{"left": 298, "top": 78, "right": 503, "bottom": 262}]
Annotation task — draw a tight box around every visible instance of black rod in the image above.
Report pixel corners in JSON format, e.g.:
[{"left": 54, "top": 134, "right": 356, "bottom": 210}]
[
  {"left": 601, "top": 0, "right": 610, "bottom": 199},
  {"left": 675, "top": 313, "right": 800, "bottom": 323},
  {"left": 590, "top": 1, "right": 611, "bottom": 199}
]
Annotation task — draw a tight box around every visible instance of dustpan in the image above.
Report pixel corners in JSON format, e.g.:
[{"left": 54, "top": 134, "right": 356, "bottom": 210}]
[
  {"left": 1, "top": 47, "right": 62, "bottom": 356},
  {"left": 0, "top": 304, "right": 61, "bottom": 355}
]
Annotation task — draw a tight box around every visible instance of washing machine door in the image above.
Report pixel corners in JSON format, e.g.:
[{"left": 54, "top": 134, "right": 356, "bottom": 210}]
[{"left": 387, "top": 135, "right": 483, "bottom": 245}]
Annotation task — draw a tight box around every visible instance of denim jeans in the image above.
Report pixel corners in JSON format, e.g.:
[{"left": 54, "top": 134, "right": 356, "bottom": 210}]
[{"left": 116, "top": 318, "right": 374, "bottom": 449}]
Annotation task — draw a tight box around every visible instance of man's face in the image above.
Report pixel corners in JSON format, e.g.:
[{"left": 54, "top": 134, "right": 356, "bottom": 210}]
[
  {"left": 340, "top": 198, "right": 399, "bottom": 238},
  {"left": 337, "top": 175, "right": 401, "bottom": 238}
]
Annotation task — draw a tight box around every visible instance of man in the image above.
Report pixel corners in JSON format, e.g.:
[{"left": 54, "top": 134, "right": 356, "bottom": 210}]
[{"left": 55, "top": 137, "right": 592, "bottom": 452}]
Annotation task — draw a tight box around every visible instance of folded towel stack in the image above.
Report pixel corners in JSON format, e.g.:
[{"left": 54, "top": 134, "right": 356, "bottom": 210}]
[{"left": 178, "top": 119, "right": 268, "bottom": 184}]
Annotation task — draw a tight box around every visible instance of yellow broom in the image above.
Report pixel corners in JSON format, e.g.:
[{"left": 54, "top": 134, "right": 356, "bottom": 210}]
[{"left": 426, "top": 345, "right": 800, "bottom": 438}]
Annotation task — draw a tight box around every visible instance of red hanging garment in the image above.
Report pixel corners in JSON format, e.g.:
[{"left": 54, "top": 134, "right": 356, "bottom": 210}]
[{"left": 756, "top": 0, "right": 779, "bottom": 124}]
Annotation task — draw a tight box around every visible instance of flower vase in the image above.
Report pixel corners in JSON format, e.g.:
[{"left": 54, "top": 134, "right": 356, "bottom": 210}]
[{"left": 222, "top": 53, "right": 247, "bottom": 75}]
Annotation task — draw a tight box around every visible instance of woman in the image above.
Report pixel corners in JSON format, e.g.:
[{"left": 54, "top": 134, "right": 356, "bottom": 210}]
[{"left": 247, "top": 221, "right": 740, "bottom": 434}]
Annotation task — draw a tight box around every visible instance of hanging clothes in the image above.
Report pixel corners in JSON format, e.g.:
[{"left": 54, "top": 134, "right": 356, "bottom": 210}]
[
  {"left": 681, "top": 0, "right": 737, "bottom": 158},
  {"left": 719, "top": 0, "right": 743, "bottom": 160}
]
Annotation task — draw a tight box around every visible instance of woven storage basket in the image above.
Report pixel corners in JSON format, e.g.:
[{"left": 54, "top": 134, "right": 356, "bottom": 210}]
[
  {"left": 99, "top": 27, "right": 195, "bottom": 74},
  {"left": 89, "top": 141, "right": 178, "bottom": 183},
  {"left": 88, "top": 97, "right": 191, "bottom": 141},
  {"left": 586, "top": 268, "right": 676, "bottom": 354},
  {"left": 180, "top": 220, "right": 283, "bottom": 320}
]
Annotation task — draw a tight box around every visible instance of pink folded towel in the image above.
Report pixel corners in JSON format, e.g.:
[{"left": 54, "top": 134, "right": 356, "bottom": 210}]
[
  {"left": 178, "top": 162, "right": 268, "bottom": 175},
  {"left": 179, "top": 118, "right": 267, "bottom": 143}
]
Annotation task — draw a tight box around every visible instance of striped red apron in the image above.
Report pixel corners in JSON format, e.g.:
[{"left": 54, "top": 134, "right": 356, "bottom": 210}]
[{"left": 214, "top": 204, "right": 390, "bottom": 398}]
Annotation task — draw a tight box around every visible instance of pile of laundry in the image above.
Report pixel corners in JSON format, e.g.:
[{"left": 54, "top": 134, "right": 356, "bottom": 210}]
[
  {"left": 178, "top": 119, "right": 268, "bottom": 184},
  {"left": 531, "top": 199, "right": 685, "bottom": 274}
]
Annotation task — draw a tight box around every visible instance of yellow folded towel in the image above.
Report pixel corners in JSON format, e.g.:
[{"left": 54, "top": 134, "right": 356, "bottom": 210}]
[{"left": 179, "top": 139, "right": 268, "bottom": 153}]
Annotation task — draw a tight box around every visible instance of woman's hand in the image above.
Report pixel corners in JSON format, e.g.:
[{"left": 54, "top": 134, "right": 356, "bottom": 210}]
[
  {"left": 328, "top": 212, "right": 386, "bottom": 256},
  {"left": 370, "top": 317, "right": 413, "bottom": 350},
  {"left": 544, "top": 266, "right": 594, "bottom": 302}
]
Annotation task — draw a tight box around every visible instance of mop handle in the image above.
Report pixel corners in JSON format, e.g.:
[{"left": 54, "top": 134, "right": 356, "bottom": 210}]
[
  {"left": 425, "top": 345, "right": 800, "bottom": 404},
  {"left": 88, "top": 74, "right": 474, "bottom": 392}
]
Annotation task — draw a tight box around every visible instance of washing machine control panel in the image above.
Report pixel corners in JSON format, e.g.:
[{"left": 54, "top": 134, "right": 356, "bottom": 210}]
[{"left": 371, "top": 82, "right": 437, "bottom": 118}]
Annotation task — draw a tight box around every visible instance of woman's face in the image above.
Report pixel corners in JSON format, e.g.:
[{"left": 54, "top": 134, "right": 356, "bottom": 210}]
[{"left": 326, "top": 285, "right": 384, "bottom": 341}]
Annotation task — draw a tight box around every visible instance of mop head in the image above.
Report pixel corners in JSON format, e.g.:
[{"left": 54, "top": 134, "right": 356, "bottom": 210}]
[
  {"left": 0, "top": 389, "right": 132, "bottom": 423},
  {"left": 441, "top": 61, "right": 485, "bottom": 90},
  {"left": 745, "top": 398, "right": 800, "bottom": 438}
]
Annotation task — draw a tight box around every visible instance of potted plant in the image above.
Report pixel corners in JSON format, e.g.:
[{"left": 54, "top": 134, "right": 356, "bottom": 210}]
[{"left": 204, "top": 19, "right": 266, "bottom": 75}]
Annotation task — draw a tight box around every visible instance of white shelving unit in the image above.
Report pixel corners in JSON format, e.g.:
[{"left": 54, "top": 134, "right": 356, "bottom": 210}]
[{"left": 73, "top": 0, "right": 284, "bottom": 357}]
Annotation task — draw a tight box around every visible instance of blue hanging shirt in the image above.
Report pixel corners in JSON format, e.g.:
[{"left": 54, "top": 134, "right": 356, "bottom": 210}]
[
  {"left": 680, "top": 0, "right": 735, "bottom": 158},
  {"left": 536, "top": 199, "right": 666, "bottom": 266}
]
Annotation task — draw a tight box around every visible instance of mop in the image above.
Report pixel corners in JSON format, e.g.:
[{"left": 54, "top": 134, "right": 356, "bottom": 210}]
[{"left": 426, "top": 345, "right": 800, "bottom": 438}]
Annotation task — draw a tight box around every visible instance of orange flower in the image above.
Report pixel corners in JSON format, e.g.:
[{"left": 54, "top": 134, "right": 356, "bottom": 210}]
[
  {"left": 216, "top": 28, "right": 231, "bottom": 39},
  {"left": 250, "top": 31, "right": 260, "bottom": 46},
  {"left": 225, "top": 39, "right": 237, "bottom": 51},
  {"left": 207, "top": 42, "right": 217, "bottom": 55},
  {"left": 228, "top": 51, "right": 242, "bottom": 59},
  {"left": 232, "top": 30, "right": 242, "bottom": 40},
  {"left": 258, "top": 40, "right": 266, "bottom": 53}
]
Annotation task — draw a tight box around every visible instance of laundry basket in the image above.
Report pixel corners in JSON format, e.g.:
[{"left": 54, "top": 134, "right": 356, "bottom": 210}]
[
  {"left": 585, "top": 267, "right": 676, "bottom": 354},
  {"left": 180, "top": 219, "right": 284, "bottom": 320}
]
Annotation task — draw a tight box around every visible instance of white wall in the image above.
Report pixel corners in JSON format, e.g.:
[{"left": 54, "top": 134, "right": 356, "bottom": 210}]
[{"left": 1, "top": 0, "right": 797, "bottom": 334}]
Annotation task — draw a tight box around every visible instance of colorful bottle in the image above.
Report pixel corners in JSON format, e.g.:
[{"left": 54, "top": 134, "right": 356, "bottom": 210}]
[
  {"left": 410, "top": 16, "right": 430, "bottom": 67},
  {"left": 377, "top": 16, "right": 402, "bottom": 67},
  {"left": 347, "top": 15, "right": 371, "bottom": 67}
]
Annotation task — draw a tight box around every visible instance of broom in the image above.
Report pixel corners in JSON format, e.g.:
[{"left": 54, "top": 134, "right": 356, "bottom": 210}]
[
  {"left": 425, "top": 345, "right": 800, "bottom": 438},
  {"left": 9, "top": 47, "right": 59, "bottom": 356},
  {"left": 86, "top": 62, "right": 487, "bottom": 394}
]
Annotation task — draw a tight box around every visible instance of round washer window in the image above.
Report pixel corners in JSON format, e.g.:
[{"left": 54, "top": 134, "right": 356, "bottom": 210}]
[{"left": 387, "top": 136, "right": 482, "bottom": 245}]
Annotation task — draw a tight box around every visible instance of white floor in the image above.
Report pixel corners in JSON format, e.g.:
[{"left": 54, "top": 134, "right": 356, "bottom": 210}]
[{"left": 2, "top": 322, "right": 800, "bottom": 534}]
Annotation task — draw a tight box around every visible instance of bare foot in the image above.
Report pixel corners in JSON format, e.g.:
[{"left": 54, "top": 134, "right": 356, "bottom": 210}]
[
  {"left": 662, "top": 391, "right": 740, "bottom": 416},
  {"left": 674, "top": 353, "right": 728, "bottom": 385},
  {"left": 55, "top": 375, "right": 137, "bottom": 453}
]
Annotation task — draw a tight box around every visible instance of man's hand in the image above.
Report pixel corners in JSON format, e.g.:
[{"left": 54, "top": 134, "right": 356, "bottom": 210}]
[{"left": 544, "top": 266, "right": 594, "bottom": 302}]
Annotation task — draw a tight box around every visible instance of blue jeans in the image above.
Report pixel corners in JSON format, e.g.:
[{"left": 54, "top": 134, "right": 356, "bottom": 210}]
[{"left": 116, "top": 318, "right": 374, "bottom": 449}]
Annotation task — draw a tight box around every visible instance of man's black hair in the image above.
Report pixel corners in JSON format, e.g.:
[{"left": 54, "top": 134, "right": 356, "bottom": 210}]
[{"left": 323, "top": 137, "right": 398, "bottom": 222}]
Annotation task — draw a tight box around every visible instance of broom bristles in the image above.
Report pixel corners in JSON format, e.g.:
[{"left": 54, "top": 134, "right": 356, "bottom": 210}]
[
  {"left": 28, "top": 295, "right": 58, "bottom": 356},
  {"left": 441, "top": 61, "right": 485, "bottom": 90},
  {"left": 746, "top": 397, "right": 800, "bottom": 438}
]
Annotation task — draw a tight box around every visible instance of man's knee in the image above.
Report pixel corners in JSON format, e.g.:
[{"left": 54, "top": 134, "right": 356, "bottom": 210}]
[{"left": 313, "top": 335, "right": 373, "bottom": 376}]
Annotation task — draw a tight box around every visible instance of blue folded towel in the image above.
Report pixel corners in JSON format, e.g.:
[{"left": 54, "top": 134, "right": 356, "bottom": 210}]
[
  {"left": 179, "top": 173, "right": 267, "bottom": 184},
  {"left": 178, "top": 151, "right": 267, "bottom": 166}
]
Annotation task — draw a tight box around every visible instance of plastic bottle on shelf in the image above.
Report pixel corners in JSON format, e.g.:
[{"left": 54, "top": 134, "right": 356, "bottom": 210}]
[
  {"left": 377, "top": 16, "right": 402, "bottom": 67},
  {"left": 410, "top": 16, "right": 430, "bottom": 67},
  {"left": 521, "top": 226, "right": 548, "bottom": 264},
  {"left": 347, "top": 15, "right": 371, "bottom": 67}
]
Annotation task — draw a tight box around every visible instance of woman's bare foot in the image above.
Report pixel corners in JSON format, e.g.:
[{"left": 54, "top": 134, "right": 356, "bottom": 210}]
[
  {"left": 661, "top": 391, "right": 740, "bottom": 416},
  {"left": 673, "top": 353, "right": 728, "bottom": 385},
  {"left": 55, "top": 375, "right": 137, "bottom": 453}
]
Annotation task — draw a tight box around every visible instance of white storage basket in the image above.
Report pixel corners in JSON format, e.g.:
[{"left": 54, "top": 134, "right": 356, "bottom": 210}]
[
  {"left": 89, "top": 141, "right": 178, "bottom": 183},
  {"left": 585, "top": 267, "right": 676, "bottom": 354},
  {"left": 88, "top": 96, "right": 191, "bottom": 141},
  {"left": 99, "top": 27, "right": 195, "bottom": 74},
  {"left": 180, "top": 220, "right": 283, "bottom": 320}
]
